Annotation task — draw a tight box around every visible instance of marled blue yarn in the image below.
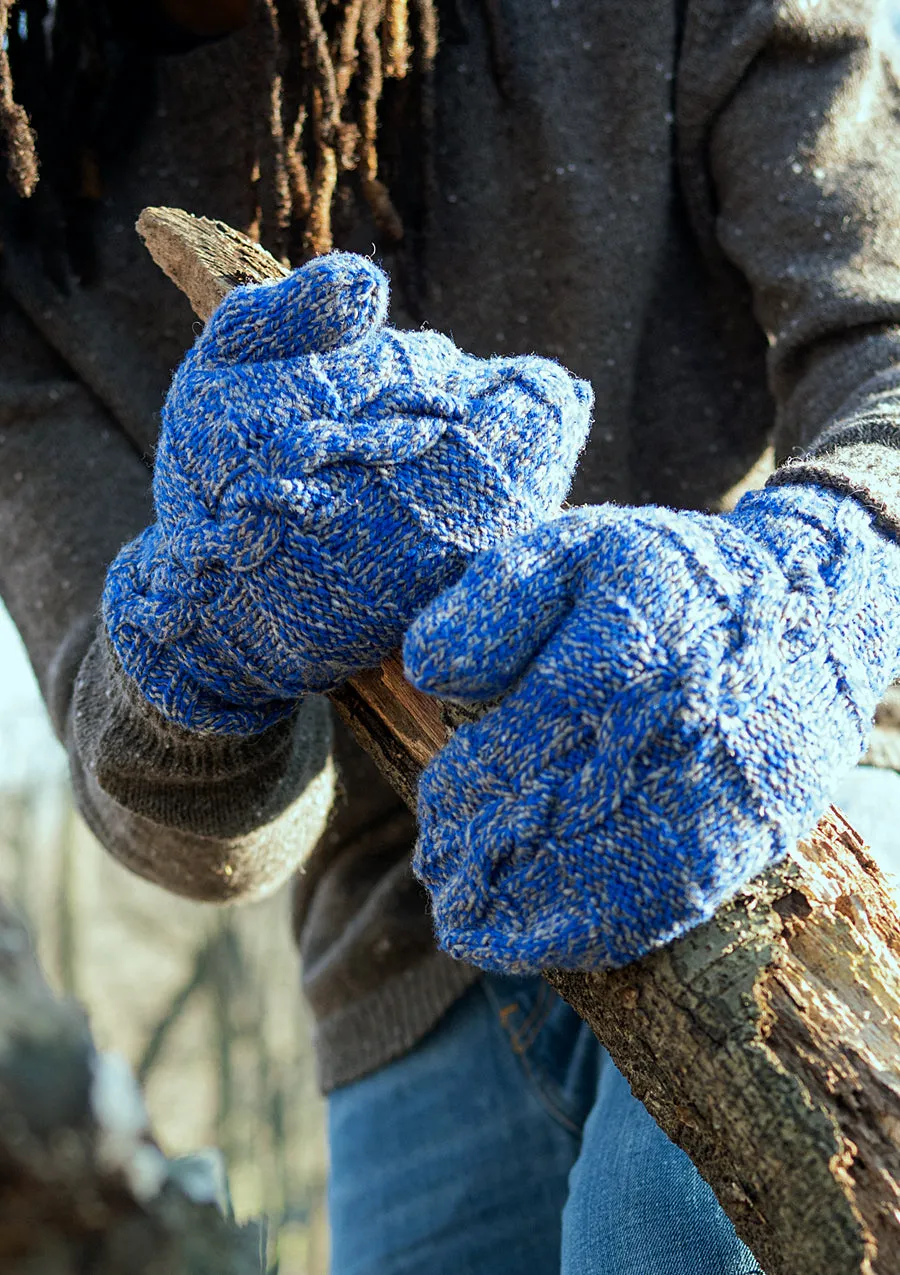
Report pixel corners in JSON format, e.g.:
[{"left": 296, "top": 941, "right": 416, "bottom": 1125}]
[
  {"left": 404, "top": 485, "right": 900, "bottom": 974},
  {"left": 103, "top": 253, "right": 592, "bottom": 734}
]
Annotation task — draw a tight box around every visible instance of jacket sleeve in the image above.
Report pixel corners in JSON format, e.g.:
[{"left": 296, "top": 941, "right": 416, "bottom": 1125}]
[
  {"left": 679, "top": 0, "right": 900, "bottom": 532},
  {"left": 0, "top": 295, "right": 334, "bottom": 903}
]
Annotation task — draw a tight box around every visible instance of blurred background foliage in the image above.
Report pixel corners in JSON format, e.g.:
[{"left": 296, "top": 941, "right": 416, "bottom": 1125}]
[{"left": 0, "top": 603, "right": 328, "bottom": 1274}]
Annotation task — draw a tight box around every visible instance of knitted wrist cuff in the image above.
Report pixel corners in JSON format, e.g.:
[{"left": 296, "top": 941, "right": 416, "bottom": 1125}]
[
  {"left": 100, "top": 630, "right": 292, "bottom": 769},
  {"left": 767, "top": 441, "right": 900, "bottom": 539},
  {"left": 74, "top": 630, "right": 331, "bottom": 839},
  {"left": 104, "top": 577, "right": 299, "bottom": 737}
]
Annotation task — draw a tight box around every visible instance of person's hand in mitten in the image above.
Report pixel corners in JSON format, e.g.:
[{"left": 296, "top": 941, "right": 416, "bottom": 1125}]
[
  {"left": 103, "top": 254, "right": 592, "bottom": 734},
  {"left": 404, "top": 484, "right": 900, "bottom": 972}
]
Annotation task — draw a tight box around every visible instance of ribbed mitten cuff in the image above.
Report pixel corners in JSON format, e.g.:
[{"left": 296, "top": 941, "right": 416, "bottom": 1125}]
[
  {"left": 768, "top": 440, "right": 900, "bottom": 539},
  {"left": 72, "top": 628, "right": 333, "bottom": 840}
]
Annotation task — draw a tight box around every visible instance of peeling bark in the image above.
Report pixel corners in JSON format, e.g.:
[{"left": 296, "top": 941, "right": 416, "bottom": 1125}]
[{"left": 550, "top": 809, "right": 900, "bottom": 1275}]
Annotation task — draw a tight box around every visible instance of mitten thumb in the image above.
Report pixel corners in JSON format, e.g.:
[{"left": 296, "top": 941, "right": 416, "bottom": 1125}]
[
  {"left": 403, "top": 512, "right": 591, "bottom": 701},
  {"left": 201, "top": 252, "right": 389, "bottom": 363}
]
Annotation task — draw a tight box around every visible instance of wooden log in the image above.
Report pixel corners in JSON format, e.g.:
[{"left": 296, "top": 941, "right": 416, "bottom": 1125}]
[
  {"left": 0, "top": 900, "right": 260, "bottom": 1274},
  {"left": 549, "top": 807, "right": 900, "bottom": 1275},
  {"left": 136, "top": 205, "right": 900, "bottom": 1275}
]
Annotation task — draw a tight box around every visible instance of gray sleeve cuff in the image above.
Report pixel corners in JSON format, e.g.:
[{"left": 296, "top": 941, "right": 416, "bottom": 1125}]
[
  {"left": 767, "top": 441, "right": 900, "bottom": 539},
  {"left": 768, "top": 367, "right": 900, "bottom": 537},
  {"left": 67, "top": 627, "right": 336, "bottom": 902}
]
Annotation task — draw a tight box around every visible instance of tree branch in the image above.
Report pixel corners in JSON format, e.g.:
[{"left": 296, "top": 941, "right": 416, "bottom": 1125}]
[{"left": 136, "top": 205, "right": 900, "bottom": 1275}]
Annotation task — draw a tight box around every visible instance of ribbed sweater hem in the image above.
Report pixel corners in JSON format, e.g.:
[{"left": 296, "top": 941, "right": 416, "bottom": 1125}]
[{"left": 312, "top": 950, "right": 482, "bottom": 1093}]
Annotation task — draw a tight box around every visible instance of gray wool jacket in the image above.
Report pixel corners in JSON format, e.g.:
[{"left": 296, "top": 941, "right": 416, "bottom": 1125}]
[{"left": 2, "top": 0, "right": 900, "bottom": 1091}]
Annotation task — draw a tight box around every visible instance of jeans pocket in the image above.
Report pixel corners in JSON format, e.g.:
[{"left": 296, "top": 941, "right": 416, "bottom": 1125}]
[{"left": 484, "top": 972, "right": 600, "bottom": 1137}]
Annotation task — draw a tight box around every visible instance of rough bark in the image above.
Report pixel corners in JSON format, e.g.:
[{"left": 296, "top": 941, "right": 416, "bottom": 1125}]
[
  {"left": 549, "top": 808, "right": 900, "bottom": 1275},
  {"left": 0, "top": 900, "right": 260, "bottom": 1274},
  {"left": 136, "top": 205, "right": 900, "bottom": 1275}
]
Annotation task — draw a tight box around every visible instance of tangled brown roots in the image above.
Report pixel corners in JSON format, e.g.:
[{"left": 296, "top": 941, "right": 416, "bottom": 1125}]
[
  {"left": 0, "top": 0, "right": 38, "bottom": 196},
  {"left": 0, "top": 0, "right": 437, "bottom": 268},
  {"left": 265, "top": 0, "right": 438, "bottom": 258}
]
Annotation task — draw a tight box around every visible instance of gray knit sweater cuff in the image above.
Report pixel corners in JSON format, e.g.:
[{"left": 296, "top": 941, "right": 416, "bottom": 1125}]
[
  {"left": 768, "top": 383, "right": 900, "bottom": 539},
  {"left": 768, "top": 441, "right": 900, "bottom": 539},
  {"left": 73, "top": 629, "right": 334, "bottom": 840}
]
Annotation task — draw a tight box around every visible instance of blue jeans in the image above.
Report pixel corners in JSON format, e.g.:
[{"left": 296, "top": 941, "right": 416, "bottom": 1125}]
[{"left": 327, "top": 769, "right": 900, "bottom": 1274}]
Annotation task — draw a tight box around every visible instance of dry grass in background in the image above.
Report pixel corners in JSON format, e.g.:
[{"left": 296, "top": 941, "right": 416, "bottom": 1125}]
[{"left": 0, "top": 712, "right": 329, "bottom": 1275}]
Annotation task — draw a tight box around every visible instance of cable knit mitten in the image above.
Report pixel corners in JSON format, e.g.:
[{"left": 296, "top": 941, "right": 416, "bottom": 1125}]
[
  {"left": 404, "top": 484, "right": 900, "bottom": 973},
  {"left": 103, "top": 254, "right": 591, "bottom": 734}
]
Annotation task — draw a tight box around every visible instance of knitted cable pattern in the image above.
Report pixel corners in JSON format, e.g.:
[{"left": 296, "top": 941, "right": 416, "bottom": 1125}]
[
  {"left": 103, "top": 253, "right": 592, "bottom": 734},
  {"left": 404, "top": 484, "right": 900, "bottom": 973}
]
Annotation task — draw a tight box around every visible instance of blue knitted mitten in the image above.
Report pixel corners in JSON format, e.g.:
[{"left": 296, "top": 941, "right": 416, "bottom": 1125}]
[
  {"left": 404, "top": 484, "right": 900, "bottom": 973},
  {"left": 103, "top": 254, "right": 591, "bottom": 734}
]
